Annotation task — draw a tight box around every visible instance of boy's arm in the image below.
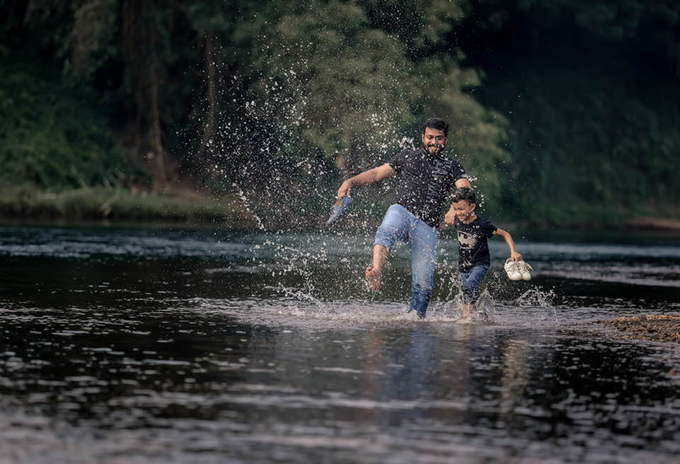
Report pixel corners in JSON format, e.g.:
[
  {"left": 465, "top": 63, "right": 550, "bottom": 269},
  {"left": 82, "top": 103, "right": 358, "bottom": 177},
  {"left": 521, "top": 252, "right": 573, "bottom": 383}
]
[
  {"left": 494, "top": 228, "right": 523, "bottom": 261},
  {"left": 443, "top": 206, "right": 456, "bottom": 227}
]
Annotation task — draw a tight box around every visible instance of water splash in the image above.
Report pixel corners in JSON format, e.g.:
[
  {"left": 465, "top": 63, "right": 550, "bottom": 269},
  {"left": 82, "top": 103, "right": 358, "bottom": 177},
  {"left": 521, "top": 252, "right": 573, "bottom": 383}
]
[
  {"left": 511, "top": 288, "right": 558, "bottom": 322},
  {"left": 232, "top": 181, "right": 335, "bottom": 305},
  {"left": 430, "top": 273, "right": 499, "bottom": 323},
  {"left": 232, "top": 182, "right": 266, "bottom": 231},
  {"left": 513, "top": 288, "right": 556, "bottom": 308},
  {"left": 267, "top": 284, "right": 325, "bottom": 311}
]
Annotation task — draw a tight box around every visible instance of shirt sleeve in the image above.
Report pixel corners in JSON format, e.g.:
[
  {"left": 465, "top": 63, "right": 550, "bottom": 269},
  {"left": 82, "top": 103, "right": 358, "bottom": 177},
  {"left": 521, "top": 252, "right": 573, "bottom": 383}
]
[
  {"left": 451, "top": 159, "right": 467, "bottom": 181},
  {"left": 482, "top": 219, "right": 497, "bottom": 238},
  {"left": 387, "top": 149, "right": 409, "bottom": 174}
]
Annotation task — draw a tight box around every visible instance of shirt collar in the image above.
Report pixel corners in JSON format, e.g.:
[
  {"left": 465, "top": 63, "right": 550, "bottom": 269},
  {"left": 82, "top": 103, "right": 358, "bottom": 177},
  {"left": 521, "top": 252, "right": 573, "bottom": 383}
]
[{"left": 419, "top": 147, "right": 446, "bottom": 160}]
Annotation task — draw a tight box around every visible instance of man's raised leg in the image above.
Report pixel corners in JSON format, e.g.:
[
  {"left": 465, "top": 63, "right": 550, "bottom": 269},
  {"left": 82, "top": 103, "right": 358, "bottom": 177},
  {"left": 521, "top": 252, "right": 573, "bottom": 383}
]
[{"left": 368, "top": 204, "right": 408, "bottom": 292}]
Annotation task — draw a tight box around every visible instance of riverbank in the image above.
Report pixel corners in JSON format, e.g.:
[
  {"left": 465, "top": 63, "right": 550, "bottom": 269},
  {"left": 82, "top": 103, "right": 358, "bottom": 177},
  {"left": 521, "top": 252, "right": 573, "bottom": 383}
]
[
  {"left": 2, "top": 185, "right": 680, "bottom": 234},
  {"left": 625, "top": 217, "right": 680, "bottom": 231},
  {"left": 0, "top": 185, "right": 259, "bottom": 228}
]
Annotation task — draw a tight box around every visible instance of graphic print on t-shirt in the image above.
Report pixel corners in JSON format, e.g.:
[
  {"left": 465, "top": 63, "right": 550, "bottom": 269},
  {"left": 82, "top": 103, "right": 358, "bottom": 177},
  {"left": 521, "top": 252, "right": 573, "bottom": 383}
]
[{"left": 457, "top": 230, "right": 478, "bottom": 249}]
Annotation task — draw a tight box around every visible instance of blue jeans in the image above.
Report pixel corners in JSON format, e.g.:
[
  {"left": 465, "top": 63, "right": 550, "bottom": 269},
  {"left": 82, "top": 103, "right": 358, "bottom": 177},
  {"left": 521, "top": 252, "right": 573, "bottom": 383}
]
[
  {"left": 374, "top": 204, "right": 438, "bottom": 317},
  {"left": 459, "top": 264, "right": 490, "bottom": 304}
]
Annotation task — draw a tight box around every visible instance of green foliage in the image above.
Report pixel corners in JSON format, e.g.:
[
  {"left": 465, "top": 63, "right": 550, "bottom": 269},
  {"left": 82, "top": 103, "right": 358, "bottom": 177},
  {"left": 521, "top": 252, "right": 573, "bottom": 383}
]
[
  {"left": 184, "top": 0, "right": 236, "bottom": 32},
  {"left": 514, "top": 0, "right": 678, "bottom": 40},
  {"left": 0, "top": 58, "right": 131, "bottom": 190},
  {"left": 67, "top": 0, "right": 120, "bottom": 79},
  {"left": 362, "top": 0, "right": 465, "bottom": 54},
  {"left": 506, "top": 68, "right": 680, "bottom": 217},
  {"left": 246, "top": 1, "right": 420, "bottom": 171},
  {"left": 240, "top": 0, "right": 508, "bottom": 207},
  {"left": 465, "top": 0, "right": 680, "bottom": 224},
  {"left": 4, "top": 0, "right": 680, "bottom": 227}
]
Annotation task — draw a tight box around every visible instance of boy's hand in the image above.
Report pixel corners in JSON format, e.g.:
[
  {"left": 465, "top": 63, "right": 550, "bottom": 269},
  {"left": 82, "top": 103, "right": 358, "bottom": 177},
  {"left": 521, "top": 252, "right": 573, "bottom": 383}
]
[
  {"left": 510, "top": 251, "right": 523, "bottom": 261},
  {"left": 444, "top": 209, "right": 455, "bottom": 226}
]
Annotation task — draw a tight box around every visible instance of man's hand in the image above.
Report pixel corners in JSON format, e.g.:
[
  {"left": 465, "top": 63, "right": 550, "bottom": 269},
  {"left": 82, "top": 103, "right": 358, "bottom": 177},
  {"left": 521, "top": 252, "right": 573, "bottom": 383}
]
[{"left": 336, "top": 179, "right": 353, "bottom": 199}]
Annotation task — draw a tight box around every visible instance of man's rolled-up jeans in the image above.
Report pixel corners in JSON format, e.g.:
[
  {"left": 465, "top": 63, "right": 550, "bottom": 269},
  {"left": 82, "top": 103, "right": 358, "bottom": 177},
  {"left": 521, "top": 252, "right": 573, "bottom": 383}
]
[{"left": 373, "top": 204, "right": 438, "bottom": 318}]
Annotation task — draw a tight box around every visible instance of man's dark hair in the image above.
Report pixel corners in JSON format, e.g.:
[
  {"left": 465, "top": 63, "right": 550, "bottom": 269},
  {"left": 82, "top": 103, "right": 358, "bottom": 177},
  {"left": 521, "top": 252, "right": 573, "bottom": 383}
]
[
  {"left": 452, "top": 187, "right": 476, "bottom": 205},
  {"left": 422, "top": 118, "right": 449, "bottom": 137}
]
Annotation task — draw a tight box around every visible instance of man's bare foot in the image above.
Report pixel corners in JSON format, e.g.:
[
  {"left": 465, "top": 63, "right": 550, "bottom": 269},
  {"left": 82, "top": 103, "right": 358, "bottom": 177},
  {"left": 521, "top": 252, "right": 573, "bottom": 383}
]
[
  {"left": 365, "top": 265, "right": 382, "bottom": 291},
  {"left": 455, "top": 315, "right": 473, "bottom": 324}
]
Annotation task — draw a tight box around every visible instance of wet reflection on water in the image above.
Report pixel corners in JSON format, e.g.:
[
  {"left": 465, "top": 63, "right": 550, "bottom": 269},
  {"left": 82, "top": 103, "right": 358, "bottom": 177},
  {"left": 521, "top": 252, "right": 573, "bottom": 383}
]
[{"left": 1, "top": 225, "right": 680, "bottom": 463}]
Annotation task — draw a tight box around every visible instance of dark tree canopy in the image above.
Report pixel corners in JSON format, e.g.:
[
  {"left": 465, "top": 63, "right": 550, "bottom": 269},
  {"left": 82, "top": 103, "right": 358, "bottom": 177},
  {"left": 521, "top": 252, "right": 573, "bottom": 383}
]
[{"left": 1, "top": 0, "right": 679, "bottom": 224}]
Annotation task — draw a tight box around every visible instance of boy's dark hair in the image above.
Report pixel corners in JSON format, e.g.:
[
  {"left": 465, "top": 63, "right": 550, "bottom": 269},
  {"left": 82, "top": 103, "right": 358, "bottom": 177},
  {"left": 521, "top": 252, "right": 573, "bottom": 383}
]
[
  {"left": 452, "top": 187, "right": 476, "bottom": 205},
  {"left": 422, "top": 118, "right": 449, "bottom": 137}
]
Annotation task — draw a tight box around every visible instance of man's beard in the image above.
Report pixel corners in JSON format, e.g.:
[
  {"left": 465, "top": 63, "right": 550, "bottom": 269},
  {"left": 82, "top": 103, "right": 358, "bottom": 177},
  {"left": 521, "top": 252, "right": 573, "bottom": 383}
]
[{"left": 425, "top": 143, "right": 444, "bottom": 153}]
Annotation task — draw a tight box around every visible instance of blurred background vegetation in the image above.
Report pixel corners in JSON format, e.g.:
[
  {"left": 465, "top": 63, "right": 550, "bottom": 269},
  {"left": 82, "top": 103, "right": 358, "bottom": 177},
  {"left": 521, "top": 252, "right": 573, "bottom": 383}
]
[{"left": 1, "top": 0, "right": 679, "bottom": 227}]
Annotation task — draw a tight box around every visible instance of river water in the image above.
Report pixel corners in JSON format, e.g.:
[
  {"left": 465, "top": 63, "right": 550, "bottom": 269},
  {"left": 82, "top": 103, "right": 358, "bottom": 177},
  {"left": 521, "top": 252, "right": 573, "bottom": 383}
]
[{"left": 1, "top": 224, "right": 679, "bottom": 463}]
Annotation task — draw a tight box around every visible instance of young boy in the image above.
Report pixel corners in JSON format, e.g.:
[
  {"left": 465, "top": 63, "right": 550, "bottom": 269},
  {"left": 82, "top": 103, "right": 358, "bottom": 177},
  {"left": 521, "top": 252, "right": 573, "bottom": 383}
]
[{"left": 444, "top": 187, "right": 523, "bottom": 322}]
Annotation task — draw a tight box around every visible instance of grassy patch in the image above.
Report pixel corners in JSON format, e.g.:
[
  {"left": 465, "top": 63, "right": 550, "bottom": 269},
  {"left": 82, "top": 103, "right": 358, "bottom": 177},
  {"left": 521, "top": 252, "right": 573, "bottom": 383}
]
[{"left": 0, "top": 185, "right": 258, "bottom": 227}]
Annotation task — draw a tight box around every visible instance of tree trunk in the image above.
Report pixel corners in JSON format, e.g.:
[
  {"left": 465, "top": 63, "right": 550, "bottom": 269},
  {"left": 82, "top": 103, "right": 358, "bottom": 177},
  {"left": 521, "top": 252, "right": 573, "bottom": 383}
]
[
  {"left": 121, "top": 0, "right": 169, "bottom": 192},
  {"left": 200, "top": 32, "right": 218, "bottom": 157},
  {"left": 148, "top": 58, "right": 168, "bottom": 191}
]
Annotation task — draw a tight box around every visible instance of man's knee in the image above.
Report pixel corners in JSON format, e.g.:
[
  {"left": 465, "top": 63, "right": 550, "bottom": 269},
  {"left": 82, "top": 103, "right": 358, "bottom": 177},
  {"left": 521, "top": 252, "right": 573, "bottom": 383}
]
[
  {"left": 374, "top": 225, "right": 397, "bottom": 249},
  {"left": 412, "top": 258, "right": 436, "bottom": 289}
]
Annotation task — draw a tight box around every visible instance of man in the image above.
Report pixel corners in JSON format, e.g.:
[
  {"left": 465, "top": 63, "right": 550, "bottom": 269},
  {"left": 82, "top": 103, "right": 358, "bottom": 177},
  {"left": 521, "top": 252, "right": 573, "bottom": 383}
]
[{"left": 335, "top": 118, "right": 471, "bottom": 319}]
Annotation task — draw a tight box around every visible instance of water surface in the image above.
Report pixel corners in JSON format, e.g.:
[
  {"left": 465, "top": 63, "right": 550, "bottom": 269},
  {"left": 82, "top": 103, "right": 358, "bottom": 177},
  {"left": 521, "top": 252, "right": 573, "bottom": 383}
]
[{"left": 1, "top": 225, "right": 679, "bottom": 463}]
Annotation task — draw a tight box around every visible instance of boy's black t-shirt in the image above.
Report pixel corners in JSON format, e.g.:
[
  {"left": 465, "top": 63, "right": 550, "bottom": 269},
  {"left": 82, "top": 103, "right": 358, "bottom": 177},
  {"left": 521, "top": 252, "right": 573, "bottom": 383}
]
[
  {"left": 388, "top": 148, "right": 466, "bottom": 227},
  {"left": 454, "top": 216, "right": 497, "bottom": 271}
]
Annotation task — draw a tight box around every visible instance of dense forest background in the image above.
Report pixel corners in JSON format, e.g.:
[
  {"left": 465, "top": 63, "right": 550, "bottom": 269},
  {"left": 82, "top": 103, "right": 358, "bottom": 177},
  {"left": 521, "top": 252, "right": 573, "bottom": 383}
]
[{"left": 1, "top": 0, "right": 679, "bottom": 227}]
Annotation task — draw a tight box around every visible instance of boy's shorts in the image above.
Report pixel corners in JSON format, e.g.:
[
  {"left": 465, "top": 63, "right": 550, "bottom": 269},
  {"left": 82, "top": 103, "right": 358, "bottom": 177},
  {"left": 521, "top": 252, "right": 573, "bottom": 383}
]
[{"left": 459, "top": 264, "right": 490, "bottom": 304}]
